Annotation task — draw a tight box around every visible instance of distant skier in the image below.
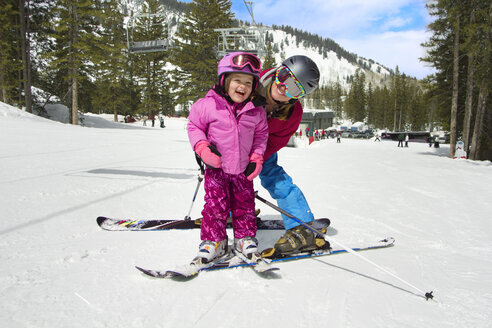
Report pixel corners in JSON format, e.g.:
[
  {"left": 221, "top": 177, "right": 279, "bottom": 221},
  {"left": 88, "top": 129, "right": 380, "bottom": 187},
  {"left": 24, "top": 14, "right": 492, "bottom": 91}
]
[
  {"left": 150, "top": 113, "right": 155, "bottom": 127},
  {"left": 397, "top": 133, "right": 404, "bottom": 147},
  {"left": 187, "top": 52, "right": 268, "bottom": 265}
]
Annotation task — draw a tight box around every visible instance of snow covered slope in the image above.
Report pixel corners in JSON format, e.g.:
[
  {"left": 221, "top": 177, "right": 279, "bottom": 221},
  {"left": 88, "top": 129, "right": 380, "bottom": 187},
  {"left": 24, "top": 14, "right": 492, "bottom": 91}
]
[{"left": 1, "top": 102, "right": 491, "bottom": 328}]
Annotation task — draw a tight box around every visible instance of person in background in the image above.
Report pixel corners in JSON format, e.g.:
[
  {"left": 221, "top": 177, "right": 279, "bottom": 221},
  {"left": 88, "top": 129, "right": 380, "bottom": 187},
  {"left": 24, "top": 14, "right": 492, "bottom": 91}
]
[
  {"left": 397, "top": 133, "right": 404, "bottom": 147},
  {"left": 187, "top": 52, "right": 268, "bottom": 265},
  {"left": 251, "top": 55, "right": 323, "bottom": 256},
  {"left": 150, "top": 112, "right": 155, "bottom": 127}
]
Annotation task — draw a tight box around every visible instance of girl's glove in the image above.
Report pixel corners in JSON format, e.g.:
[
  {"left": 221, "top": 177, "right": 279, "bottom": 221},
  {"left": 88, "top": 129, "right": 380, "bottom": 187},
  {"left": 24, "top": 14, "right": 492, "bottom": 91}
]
[
  {"left": 194, "top": 141, "right": 222, "bottom": 169},
  {"left": 244, "top": 153, "right": 263, "bottom": 181}
]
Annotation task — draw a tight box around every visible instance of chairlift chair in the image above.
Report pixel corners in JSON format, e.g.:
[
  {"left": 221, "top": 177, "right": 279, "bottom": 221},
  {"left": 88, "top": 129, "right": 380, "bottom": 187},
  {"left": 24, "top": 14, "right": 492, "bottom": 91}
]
[
  {"left": 214, "top": 0, "right": 267, "bottom": 58},
  {"left": 126, "top": 12, "right": 171, "bottom": 54},
  {"left": 215, "top": 26, "right": 266, "bottom": 58}
]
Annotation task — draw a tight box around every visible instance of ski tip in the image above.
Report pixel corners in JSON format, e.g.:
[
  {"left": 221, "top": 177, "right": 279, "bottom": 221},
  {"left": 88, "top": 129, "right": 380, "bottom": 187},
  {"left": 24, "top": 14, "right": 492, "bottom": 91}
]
[
  {"left": 97, "top": 216, "right": 116, "bottom": 231},
  {"left": 136, "top": 266, "right": 176, "bottom": 278},
  {"left": 255, "top": 266, "right": 280, "bottom": 273},
  {"left": 381, "top": 237, "right": 396, "bottom": 245},
  {"left": 135, "top": 266, "right": 161, "bottom": 277},
  {"left": 135, "top": 266, "right": 153, "bottom": 275}
]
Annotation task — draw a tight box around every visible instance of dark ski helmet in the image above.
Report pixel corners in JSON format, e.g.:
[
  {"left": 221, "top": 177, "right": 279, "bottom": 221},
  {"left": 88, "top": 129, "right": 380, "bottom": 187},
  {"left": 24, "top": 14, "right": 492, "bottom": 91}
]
[{"left": 281, "top": 55, "right": 320, "bottom": 95}]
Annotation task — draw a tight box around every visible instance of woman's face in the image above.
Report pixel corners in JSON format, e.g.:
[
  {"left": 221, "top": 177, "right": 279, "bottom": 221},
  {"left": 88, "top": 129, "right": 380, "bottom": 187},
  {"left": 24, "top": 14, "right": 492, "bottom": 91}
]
[{"left": 270, "top": 81, "right": 292, "bottom": 103}]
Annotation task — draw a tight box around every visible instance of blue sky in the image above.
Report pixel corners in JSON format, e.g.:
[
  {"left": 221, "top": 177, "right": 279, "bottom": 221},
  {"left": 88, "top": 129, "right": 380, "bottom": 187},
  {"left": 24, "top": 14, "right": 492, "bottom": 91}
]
[{"left": 181, "top": 0, "right": 435, "bottom": 79}]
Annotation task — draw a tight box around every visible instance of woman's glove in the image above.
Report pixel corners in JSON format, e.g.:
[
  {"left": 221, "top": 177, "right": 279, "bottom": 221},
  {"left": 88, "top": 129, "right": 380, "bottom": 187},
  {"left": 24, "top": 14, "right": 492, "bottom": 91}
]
[
  {"left": 194, "top": 141, "right": 222, "bottom": 169},
  {"left": 244, "top": 153, "right": 263, "bottom": 181}
]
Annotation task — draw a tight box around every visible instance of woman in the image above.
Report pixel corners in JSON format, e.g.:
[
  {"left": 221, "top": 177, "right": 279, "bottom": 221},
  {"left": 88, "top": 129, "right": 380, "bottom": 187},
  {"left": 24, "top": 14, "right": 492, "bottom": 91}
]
[{"left": 252, "top": 55, "right": 321, "bottom": 256}]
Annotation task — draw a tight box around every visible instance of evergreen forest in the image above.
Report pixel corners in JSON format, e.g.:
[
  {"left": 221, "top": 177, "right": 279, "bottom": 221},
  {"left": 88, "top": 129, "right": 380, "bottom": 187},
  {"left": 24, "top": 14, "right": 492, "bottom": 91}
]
[{"left": 0, "top": 0, "right": 490, "bottom": 159}]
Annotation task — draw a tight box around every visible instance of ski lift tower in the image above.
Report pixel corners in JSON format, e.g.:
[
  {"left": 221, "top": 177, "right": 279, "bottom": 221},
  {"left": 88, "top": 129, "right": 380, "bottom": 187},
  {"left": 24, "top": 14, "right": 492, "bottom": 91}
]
[
  {"left": 125, "top": 1, "right": 173, "bottom": 54},
  {"left": 215, "top": 0, "right": 267, "bottom": 58}
]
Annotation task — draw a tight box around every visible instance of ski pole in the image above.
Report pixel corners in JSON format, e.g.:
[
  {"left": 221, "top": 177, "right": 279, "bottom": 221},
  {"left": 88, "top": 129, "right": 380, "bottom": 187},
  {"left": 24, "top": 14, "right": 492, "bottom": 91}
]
[
  {"left": 254, "top": 192, "right": 434, "bottom": 301},
  {"left": 184, "top": 154, "right": 205, "bottom": 221}
]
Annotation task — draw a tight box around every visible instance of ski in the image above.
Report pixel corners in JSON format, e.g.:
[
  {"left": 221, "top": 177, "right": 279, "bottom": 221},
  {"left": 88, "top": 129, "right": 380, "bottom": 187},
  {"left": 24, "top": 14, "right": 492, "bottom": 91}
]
[
  {"left": 136, "top": 251, "right": 235, "bottom": 278},
  {"left": 206, "top": 237, "right": 395, "bottom": 271},
  {"left": 135, "top": 237, "right": 394, "bottom": 279},
  {"left": 97, "top": 216, "right": 330, "bottom": 232}
]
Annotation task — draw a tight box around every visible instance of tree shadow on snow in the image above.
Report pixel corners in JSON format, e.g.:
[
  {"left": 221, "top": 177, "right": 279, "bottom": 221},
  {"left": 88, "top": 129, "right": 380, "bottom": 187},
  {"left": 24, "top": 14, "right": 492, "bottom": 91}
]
[
  {"left": 417, "top": 145, "right": 451, "bottom": 158},
  {"left": 86, "top": 168, "right": 195, "bottom": 180}
]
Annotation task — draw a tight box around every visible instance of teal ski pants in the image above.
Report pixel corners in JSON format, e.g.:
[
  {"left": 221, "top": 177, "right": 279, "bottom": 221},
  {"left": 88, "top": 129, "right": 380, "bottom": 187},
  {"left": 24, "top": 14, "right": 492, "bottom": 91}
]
[{"left": 259, "top": 153, "right": 314, "bottom": 230}]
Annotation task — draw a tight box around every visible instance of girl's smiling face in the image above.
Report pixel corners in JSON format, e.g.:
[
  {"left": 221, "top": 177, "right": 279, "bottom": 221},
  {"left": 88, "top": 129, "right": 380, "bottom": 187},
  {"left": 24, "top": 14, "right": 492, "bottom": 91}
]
[{"left": 226, "top": 73, "right": 254, "bottom": 103}]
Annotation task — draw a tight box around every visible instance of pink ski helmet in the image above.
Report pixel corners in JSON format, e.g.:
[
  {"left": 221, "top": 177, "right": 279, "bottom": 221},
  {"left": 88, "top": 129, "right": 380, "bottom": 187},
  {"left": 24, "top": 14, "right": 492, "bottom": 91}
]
[{"left": 217, "top": 52, "right": 262, "bottom": 89}]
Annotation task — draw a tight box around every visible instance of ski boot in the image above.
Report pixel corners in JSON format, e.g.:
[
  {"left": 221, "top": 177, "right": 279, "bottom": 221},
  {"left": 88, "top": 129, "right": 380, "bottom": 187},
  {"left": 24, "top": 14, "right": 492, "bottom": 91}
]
[
  {"left": 234, "top": 236, "right": 259, "bottom": 260},
  {"left": 262, "top": 223, "right": 329, "bottom": 258},
  {"left": 234, "top": 236, "right": 274, "bottom": 271},
  {"left": 192, "top": 238, "right": 228, "bottom": 265}
]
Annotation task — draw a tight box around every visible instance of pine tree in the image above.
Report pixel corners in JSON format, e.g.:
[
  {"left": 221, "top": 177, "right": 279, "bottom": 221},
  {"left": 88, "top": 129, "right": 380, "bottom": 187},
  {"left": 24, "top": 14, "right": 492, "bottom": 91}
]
[
  {"left": 449, "top": 3, "right": 461, "bottom": 158},
  {"left": 468, "top": 0, "right": 491, "bottom": 159},
  {"left": 421, "top": 1, "right": 456, "bottom": 130},
  {"left": 130, "top": 0, "right": 170, "bottom": 119},
  {"left": 170, "top": 0, "right": 234, "bottom": 110},
  {"left": 91, "top": 0, "right": 128, "bottom": 121},
  {"left": 406, "top": 84, "right": 427, "bottom": 131},
  {"left": 18, "top": 0, "right": 33, "bottom": 112},
  {"left": 344, "top": 69, "right": 366, "bottom": 122},
  {"left": 375, "top": 86, "right": 392, "bottom": 129},
  {"left": 366, "top": 82, "right": 375, "bottom": 126},
  {"left": 0, "top": 0, "right": 20, "bottom": 105},
  {"left": 48, "top": 0, "right": 104, "bottom": 124},
  {"left": 29, "top": 0, "right": 58, "bottom": 104},
  {"left": 262, "top": 43, "right": 276, "bottom": 69},
  {"left": 422, "top": 0, "right": 491, "bottom": 159},
  {"left": 333, "top": 81, "right": 344, "bottom": 117}
]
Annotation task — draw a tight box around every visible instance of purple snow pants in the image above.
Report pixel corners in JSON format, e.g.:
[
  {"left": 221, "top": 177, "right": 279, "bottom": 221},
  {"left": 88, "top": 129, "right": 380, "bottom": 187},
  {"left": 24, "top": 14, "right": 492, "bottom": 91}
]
[{"left": 200, "top": 168, "right": 257, "bottom": 242}]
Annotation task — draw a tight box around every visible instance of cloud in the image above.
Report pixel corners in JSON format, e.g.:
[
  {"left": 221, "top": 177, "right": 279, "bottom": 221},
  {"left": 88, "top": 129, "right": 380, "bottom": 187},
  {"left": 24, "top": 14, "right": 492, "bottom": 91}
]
[
  {"left": 381, "top": 16, "right": 412, "bottom": 31},
  {"left": 185, "top": 0, "right": 434, "bottom": 78},
  {"left": 337, "top": 29, "right": 435, "bottom": 78},
  {"left": 250, "top": 0, "right": 419, "bottom": 35}
]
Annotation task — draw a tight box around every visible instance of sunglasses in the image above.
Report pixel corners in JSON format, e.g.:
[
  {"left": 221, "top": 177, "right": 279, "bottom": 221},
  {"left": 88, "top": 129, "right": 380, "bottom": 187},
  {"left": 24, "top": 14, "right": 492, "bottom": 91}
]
[
  {"left": 230, "top": 53, "right": 262, "bottom": 73},
  {"left": 275, "top": 65, "right": 306, "bottom": 99}
]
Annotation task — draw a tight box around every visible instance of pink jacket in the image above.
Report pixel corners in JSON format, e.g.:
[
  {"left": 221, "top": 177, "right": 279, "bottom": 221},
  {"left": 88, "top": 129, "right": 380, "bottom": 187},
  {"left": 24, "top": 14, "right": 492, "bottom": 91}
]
[{"left": 188, "top": 89, "right": 268, "bottom": 175}]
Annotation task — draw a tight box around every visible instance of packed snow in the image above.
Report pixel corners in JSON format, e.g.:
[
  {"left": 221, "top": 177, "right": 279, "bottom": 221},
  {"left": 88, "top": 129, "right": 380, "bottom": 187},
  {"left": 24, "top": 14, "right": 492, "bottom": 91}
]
[{"left": 1, "top": 101, "right": 491, "bottom": 328}]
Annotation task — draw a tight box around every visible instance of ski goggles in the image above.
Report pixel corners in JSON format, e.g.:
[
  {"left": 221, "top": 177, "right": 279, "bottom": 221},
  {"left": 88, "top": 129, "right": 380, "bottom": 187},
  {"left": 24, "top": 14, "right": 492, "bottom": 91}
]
[
  {"left": 230, "top": 53, "right": 262, "bottom": 73},
  {"left": 275, "top": 65, "right": 306, "bottom": 99}
]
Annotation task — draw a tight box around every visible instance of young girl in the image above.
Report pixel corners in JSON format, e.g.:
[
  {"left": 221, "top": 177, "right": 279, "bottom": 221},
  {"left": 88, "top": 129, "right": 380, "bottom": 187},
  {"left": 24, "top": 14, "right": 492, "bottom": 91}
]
[{"left": 187, "top": 52, "right": 268, "bottom": 265}]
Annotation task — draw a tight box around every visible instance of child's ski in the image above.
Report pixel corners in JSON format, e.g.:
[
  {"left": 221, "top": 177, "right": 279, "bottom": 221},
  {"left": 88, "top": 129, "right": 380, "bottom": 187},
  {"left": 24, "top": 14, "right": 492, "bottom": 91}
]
[{"left": 135, "top": 237, "right": 395, "bottom": 279}]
